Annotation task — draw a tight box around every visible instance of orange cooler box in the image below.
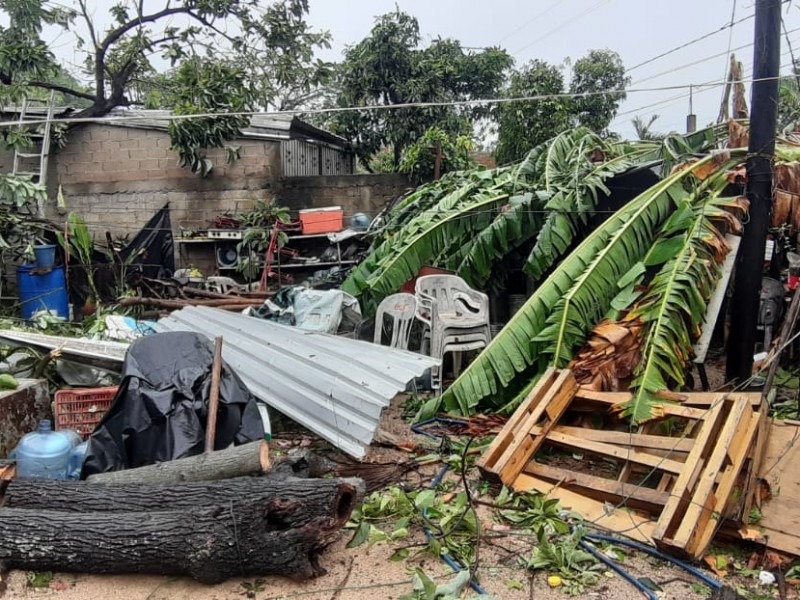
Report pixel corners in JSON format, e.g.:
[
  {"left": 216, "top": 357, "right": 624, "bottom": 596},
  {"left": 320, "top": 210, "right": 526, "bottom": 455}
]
[{"left": 299, "top": 206, "right": 344, "bottom": 234}]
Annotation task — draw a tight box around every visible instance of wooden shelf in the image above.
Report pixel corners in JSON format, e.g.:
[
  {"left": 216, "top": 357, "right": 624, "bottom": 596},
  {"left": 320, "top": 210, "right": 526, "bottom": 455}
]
[{"left": 278, "top": 260, "right": 357, "bottom": 269}]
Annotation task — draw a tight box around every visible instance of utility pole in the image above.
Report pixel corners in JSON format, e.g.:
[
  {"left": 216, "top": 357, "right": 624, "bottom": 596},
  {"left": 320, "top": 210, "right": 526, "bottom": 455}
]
[{"left": 726, "top": 0, "right": 781, "bottom": 384}]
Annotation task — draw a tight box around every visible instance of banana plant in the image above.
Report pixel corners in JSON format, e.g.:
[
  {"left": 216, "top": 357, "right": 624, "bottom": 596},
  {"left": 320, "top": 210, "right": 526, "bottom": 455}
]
[
  {"left": 614, "top": 189, "right": 749, "bottom": 423},
  {"left": 437, "top": 151, "right": 745, "bottom": 417},
  {"left": 342, "top": 171, "right": 513, "bottom": 315}
]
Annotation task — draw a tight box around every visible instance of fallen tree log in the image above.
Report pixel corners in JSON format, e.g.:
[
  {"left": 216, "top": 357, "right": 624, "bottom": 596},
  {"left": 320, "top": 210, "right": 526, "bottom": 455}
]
[
  {"left": 3, "top": 476, "right": 360, "bottom": 527},
  {"left": 0, "top": 491, "right": 352, "bottom": 583},
  {"left": 85, "top": 440, "right": 271, "bottom": 484}
]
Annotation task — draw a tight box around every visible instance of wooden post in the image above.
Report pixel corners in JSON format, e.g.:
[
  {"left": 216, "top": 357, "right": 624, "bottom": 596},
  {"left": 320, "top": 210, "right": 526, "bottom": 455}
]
[
  {"left": 204, "top": 336, "right": 224, "bottom": 452},
  {"left": 433, "top": 142, "right": 442, "bottom": 180}
]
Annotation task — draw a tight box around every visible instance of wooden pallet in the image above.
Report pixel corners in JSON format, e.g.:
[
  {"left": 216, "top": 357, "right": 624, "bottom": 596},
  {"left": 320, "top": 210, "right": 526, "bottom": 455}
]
[{"left": 478, "top": 369, "right": 766, "bottom": 559}]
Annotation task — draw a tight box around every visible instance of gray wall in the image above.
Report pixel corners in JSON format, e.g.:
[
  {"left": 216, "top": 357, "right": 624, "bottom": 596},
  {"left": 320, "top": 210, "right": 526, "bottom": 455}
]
[{"left": 277, "top": 174, "right": 411, "bottom": 220}]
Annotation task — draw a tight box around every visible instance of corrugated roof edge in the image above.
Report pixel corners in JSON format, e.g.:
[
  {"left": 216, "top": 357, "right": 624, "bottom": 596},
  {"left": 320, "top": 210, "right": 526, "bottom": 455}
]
[
  {"left": 99, "top": 109, "right": 351, "bottom": 149},
  {"left": 156, "top": 306, "right": 439, "bottom": 459}
]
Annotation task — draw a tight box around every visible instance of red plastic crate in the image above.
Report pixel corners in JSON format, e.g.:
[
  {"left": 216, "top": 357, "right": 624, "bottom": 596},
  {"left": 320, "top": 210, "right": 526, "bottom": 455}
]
[{"left": 54, "top": 387, "right": 118, "bottom": 438}]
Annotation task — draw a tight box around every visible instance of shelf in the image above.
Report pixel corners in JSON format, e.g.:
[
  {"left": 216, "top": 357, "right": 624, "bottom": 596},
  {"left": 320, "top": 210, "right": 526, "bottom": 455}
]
[
  {"left": 277, "top": 260, "right": 357, "bottom": 269},
  {"left": 285, "top": 232, "right": 336, "bottom": 240},
  {"left": 177, "top": 238, "right": 235, "bottom": 244},
  {"left": 219, "top": 260, "right": 357, "bottom": 271}
]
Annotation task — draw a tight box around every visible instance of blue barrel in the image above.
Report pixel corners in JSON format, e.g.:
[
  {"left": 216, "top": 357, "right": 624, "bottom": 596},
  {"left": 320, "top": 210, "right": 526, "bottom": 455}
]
[{"left": 17, "top": 264, "right": 69, "bottom": 320}]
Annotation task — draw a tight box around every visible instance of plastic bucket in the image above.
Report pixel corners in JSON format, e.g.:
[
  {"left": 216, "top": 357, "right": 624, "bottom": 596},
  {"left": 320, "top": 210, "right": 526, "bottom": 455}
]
[
  {"left": 33, "top": 244, "right": 56, "bottom": 269},
  {"left": 17, "top": 264, "right": 69, "bottom": 320}
]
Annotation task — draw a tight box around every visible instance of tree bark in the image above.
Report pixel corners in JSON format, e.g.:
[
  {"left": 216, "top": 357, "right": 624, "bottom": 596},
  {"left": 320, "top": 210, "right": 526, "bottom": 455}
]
[
  {"left": 3, "top": 476, "right": 360, "bottom": 530},
  {"left": 85, "top": 440, "right": 270, "bottom": 484},
  {"left": 0, "top": 492, "right": 351, "bottom": 583}
]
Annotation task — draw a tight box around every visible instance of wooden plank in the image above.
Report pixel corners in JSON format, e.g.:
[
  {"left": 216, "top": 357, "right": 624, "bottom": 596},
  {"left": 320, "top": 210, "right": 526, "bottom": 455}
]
[
  {"left": 742, "top": 420, "right": 800, "bottom": 557},
  {"left": 530, "top": 425, "right": 695, "bottom": 454},
  {"left": 523, "top": 462, "right": 669, "bottom": 507},
  {"left": 575, "top": 389, "right": 709, "bottom": 420},
  {"left": 672, "top": 396, "right": 750, "bottom": 550},
  {"left": 496, "top": 370, "right": 578, "bottom": 485},
  {"left": 0, "top": 463, "right": 15, "bottom": 481},
  {"left": 478, "top": 368, "right": 559, "bottom": 475},
  {"left": 686, "top": 409, "right": 761, "bottom": 557},
  {"left": 681, "top": 392, "right": 762, "bottom": 408},
  {"left": 692, "top": 234, "right": 740, "bottom": 363},
  {"left": 513, "top": 473, "right": 656, "bottom": 543},
  {"left": 740, "top": 401, "right": 769, "bottom": 522},
  {"left": 544, "top": 430, "right": 685, "bottom": 475},
  {"left": 653, "top": 397, "right": 727, "bottom": 543},
  {"left": 576, "top": 388, "right": 763, "bottom": 408}
]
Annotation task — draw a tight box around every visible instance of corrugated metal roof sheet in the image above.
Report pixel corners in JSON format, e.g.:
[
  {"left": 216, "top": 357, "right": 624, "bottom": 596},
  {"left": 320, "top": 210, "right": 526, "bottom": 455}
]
[
  {"left": 0, "top": 330, "right": 127, "bottom": 372},
  {"left": 101, "top": 109, "right": 350, "bottom": 147},
  {"left": 156, "top": 306, "right": 438, "bottom": 458}
]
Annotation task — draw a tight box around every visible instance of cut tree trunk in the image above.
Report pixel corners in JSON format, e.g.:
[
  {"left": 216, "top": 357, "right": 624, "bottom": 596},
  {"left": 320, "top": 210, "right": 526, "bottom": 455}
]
[
  {"left": 0, "top": 489, "right": 352, "bottom": 583},
  {"left": 85, "top": 440, "right": 271, "bottom": 484},
  {"left": 3, "top": 476, "right": 361, "bottom": 528}
]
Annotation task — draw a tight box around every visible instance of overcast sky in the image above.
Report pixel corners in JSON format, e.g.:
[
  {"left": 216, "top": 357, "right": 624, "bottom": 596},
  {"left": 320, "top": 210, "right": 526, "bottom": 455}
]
[
  {"left": 304, "top": 0, "right": 800, "bottom": 138},
  {"left": 47, "top": 1, "right": 800, "bottom": 140}
]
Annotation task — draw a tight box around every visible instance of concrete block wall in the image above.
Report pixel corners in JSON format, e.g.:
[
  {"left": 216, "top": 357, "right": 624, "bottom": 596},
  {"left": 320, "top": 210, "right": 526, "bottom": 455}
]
[
  {"left": 276, "top": 173, "right": 412, "bottom": 220},
  {"left": 47, "top": 124, "right": 278, "bottom": 238}
]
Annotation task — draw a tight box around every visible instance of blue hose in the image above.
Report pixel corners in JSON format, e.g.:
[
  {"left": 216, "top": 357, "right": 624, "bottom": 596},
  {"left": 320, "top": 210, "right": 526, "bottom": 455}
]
[
  {"left": 575, "top": 527, "right": 721, "bottom": 597},
  {"left": 578, "top": 538, "right": 659, "bottom": 600},
  {"left": 581, "top": 531, "right": 721, "bottom": 590},
  {"left": 413, "top": 419, "right": 487, "bottom": 595}
]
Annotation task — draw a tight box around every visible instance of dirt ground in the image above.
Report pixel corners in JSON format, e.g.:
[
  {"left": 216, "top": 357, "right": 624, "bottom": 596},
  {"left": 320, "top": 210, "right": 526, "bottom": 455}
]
[{"left": 1, "top": 392, "right": 791, "bottom": 600}]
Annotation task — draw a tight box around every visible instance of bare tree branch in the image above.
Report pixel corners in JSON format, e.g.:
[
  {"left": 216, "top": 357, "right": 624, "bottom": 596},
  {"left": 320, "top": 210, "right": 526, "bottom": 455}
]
[
  {"left": 99, "top": 6, "right": 191, "bottom": 53},
  {"left": 26, "top": 81, "right": 95, "bottom": 101},
  {"left": 77, "top": 0, "right": 98, "bottom": 49}
]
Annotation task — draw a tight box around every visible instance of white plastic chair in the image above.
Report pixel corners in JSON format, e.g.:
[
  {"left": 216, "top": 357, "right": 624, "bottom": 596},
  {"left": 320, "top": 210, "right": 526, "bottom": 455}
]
[
  {"left": 373, "top": 293, "right": 418, "bottom": 350},
  {"left": 414, "top": 275, "right": 491, "bottom": 389}
]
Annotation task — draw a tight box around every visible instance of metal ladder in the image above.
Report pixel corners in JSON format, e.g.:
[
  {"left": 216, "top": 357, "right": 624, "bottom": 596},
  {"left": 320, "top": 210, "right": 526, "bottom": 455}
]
[{"left": 12, "top": 91, "right": 55, "bottom": 216}]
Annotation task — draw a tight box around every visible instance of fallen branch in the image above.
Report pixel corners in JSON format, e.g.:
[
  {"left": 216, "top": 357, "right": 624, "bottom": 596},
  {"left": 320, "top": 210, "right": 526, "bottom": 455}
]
[
  {"left": 4, "top": 476, "right": 361, "bottom": 527},
  {"left": 86, "top": 439, "right": 270, "bottom": 484},
  {"left": 0, "top": 489, "right": 353, "bottom": 583}
]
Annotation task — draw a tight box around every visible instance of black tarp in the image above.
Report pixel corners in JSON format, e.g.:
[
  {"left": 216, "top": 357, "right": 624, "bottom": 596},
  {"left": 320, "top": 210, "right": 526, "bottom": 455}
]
[
  {"left": 67, "top": 204, "right": 175, "bottom": 306},
  {"left": 81, "top": 331, "right": 264, "bottom": 477}
]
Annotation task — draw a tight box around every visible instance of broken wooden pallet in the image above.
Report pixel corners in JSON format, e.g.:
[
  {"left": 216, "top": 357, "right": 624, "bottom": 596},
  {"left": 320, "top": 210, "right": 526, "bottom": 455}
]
[{"left": 478, "top": 369, "right": 766, "bottom": 559}]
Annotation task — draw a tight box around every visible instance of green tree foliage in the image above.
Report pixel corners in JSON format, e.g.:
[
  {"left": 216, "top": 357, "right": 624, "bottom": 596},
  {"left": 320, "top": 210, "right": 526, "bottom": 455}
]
[
  {"left": 331, "top": 9, "right": 512, "bottom": 169},
  {"left": 398, "top": 127, "right": 476, "bottom": 183},
  {"left": 0, "top": 0, "right": 331, "bottom": 173},
  {"left": 778, "top": 65, "right": 800, "bottom": 132},
  {"left": 495, "top": 61, "right": 569, "bottom": 166},
  {"left": 496, "top": 49, "right": 629, "bottom": 164},
  {"left": 569, "top": 49, "right": 629, "bottom": 132}
]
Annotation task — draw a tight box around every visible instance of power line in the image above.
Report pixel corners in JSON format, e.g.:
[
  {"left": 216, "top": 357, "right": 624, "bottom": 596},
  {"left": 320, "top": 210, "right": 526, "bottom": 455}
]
[
  {"left": 512, "top": 0, "right": 613, "bottom": 57},
  {"left": 631, "top": 27, "right": 800, "bottom": 87},
  {"left": 3, "top": 75, "right": 791, "bottom": 131},
  {"left": 627, "top": 11, "right": 756, "bottom": 73},
  {"left": 496, "top": 0, "right": 568, "bottom": 46},
  {"left": 611, "top": 58, "right": 797, "bottom": 130}
]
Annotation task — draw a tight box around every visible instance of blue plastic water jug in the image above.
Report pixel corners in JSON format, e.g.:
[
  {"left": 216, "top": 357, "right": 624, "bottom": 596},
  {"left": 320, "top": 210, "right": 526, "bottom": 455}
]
[{"left": 16, "top": 420, "right": 72, "bottom": 479}]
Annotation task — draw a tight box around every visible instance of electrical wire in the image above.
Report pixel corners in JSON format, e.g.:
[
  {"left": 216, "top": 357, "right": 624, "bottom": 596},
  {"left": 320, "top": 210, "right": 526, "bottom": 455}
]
[
  {"left": 628, "top": 10, "right": 757, "bottom": 73},
  {"left": 511, "top": 0, "right": 613, "bottom": 57},
  {"left": 0, "top": 74, "right": 793, "bottom": 130},
  {"left": 495, "top": 0, "right": 568, "bottom": 45}
]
